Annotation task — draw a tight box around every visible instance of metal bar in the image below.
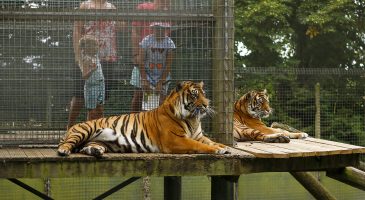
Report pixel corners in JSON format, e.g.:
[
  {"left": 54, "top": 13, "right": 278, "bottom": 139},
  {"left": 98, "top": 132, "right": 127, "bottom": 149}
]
[
  {"left": 92, "top": 177, "right": 141, "bottom": 200},
  {"left": 234, "top": 67, "right": 365, "bottom": 75},
  {"left": 0, "top": 10, "right": 214, "bottom": 21},
  {"left": 164, "top": 176, "right": 181, "bottom": 200},
  {"left": 8, "top": 178, "right": 54, "bottom": 200}
]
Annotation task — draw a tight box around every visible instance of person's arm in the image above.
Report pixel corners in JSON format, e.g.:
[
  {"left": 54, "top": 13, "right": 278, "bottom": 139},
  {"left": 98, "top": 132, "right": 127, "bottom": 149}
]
[
  {"left": 160, "top": 51, "right": 173, "bottom": 83},
  {"left": 81, "top": 56, "right": 98, "bottom": 80},
  {"left": 131, "top": 25, "right": 142, "bottom": 65},
  {"left": 139, "top": 47, "right": 149, "bottom": 91}
]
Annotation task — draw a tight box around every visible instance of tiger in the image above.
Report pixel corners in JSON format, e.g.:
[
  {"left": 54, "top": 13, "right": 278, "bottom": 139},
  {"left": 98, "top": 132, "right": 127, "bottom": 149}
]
[
  {"left": 233, "top": 89, "right": 308, "bottom": 143},
  {"left": 58, "top": 81, "right": 230, "bottom": 157}
]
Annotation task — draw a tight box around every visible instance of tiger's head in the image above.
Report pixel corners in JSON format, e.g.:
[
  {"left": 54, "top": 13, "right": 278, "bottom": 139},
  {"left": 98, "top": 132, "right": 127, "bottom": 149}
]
[
  {"left": 235, "top": 89, "right": 272, "bottom": 119},
  {"left": 165, "top": 81, "right": 214, "bottom": 119}
]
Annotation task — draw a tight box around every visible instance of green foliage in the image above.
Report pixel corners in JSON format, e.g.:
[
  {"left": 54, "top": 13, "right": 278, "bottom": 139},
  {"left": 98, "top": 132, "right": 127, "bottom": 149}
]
[
  {"left": 235, "top": 0, "right": 365, "bottom": 68},
  {"left": 235, "top": 0, "right": 365, "bottom": 145}
]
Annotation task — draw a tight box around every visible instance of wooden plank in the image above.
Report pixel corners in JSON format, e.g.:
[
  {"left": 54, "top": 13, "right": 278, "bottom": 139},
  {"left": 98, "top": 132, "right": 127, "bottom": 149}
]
[
  {"left": 239, "top": 142, "right": 297, "bottom": 158},
  {"left": 305, "top": 138, "right": 365, "bottom": 153},
  {"left": 261, "top": 142, "right": 316, "bottom": 157},
  {"left": 237, "top": 138, "right": 355, "bottom": 158},
  {"left": 7, "top": 148, "right": 26, "bottom": 158},
  {"left": 236, "top": 142, "right": 288, "bottom": 158},
  {"left": 291, "top": 139, "right": 356, "bottom": 155},
  {"left": 37, "top": 148, "right": 60, "bottom": 159},
  {"left": 288, "top": 140, "right": 347, "bottom": 156},
  {"left": 237, "top": 141, "right": 335, "bottom": 158},
  {"left": 23, "top": 149, "right": 44, "bottom": 158},
  {"left": 0, "top": 149, "right": 11, "bottom": 158}
]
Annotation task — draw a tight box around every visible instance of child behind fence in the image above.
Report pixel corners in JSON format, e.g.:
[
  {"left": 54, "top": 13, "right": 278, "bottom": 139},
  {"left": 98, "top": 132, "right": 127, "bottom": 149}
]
[{"left": 78, "top": 35, "right": 105, "bottom": 120}]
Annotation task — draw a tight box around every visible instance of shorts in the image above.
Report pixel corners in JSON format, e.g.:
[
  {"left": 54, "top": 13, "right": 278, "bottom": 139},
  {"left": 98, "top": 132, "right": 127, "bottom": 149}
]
[
  {"left": 84, "top": 80, "right": 105, "bottom": 110},
  {"left": 130, "top": 66, "right": 171, "bottom": 95}
]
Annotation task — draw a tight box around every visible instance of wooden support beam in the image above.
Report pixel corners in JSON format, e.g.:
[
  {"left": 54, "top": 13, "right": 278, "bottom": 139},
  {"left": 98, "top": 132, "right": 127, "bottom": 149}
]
[
  {"left": 358, "top": 161, "right": 365, "bottom": 172},
  {"left": 326, "top": 167, "right": 365, "bottom": 191},
  {"left": 8, "top": 178, "right": 54, "bottom": 200},
  {"left": 290, "top": 172, "right": 337, "bottom": 200},
  {"left": 92, "top": 177, "right": 140, "bottom": 200},
  {"left": 211, "top": 176, "right": 239, "bottom": 200},
  {"left": 164, "top": 176, "right": 181, "bottom": 200}
]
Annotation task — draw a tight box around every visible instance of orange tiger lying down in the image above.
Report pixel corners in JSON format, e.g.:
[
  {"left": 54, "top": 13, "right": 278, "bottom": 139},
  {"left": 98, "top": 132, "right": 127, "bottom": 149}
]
[
  {"left": 233, "top": 89, "right": 308, "bottom": 143},
  {"left": 58, "top": 81, "right": 229, "bottom": 157}
]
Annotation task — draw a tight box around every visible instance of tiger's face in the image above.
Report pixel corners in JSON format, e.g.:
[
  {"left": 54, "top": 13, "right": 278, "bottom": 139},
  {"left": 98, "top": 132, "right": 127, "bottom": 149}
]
[
  {"left": 171, "top": 81, "right": 214, "bottom": 119},
  {"left": 237, "top": 89, "right": 272, "bottom": 119}
]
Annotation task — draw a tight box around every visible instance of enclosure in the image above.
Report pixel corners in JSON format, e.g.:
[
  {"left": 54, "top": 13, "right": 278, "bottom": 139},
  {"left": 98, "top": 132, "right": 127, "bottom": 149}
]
[
  {"left": 0, "top": 0, "right": 364, "bottom": 200},
  {"left": 0, "top": 0, "right": 234, "bottom": 146}
]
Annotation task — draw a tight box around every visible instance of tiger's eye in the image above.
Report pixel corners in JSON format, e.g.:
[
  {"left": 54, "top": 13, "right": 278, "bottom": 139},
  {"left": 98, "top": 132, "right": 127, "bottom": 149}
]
[{"left": 191, "top": 89, "right": 199, "bottom": 99}]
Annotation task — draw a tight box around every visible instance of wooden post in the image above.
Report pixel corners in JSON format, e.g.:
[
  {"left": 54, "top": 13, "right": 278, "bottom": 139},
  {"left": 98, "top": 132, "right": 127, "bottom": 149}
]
[
  {"left": 315, "top": 83, "right": 320, "bottom": 139},
  {"left": 164, "top": 176, "right": 181, "bottom": 200},
  {"left": 314, "top": 83, "right": 321, "bottom": 180},
  {"left": 290, "top": 172, "right": 336, "bottom": 200},
  {"left": 327, "top": 167, "right": 365, "bottom": 191},
  {"left": 212, "top": 0, "right": 234, "bottom": 145},
  {"left": 211, "top": 176, "right": 239, "bottom": 200},
  {"left": 359, "top": 161, "right": 365, "bottom": 172},
  {"left": 46, "top": 83, "right": 53, "bottom": 128}
]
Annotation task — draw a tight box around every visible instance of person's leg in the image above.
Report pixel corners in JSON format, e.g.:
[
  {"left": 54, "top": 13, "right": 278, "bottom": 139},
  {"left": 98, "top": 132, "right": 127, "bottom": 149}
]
[
  {"left": 159, "top": 93, "right": 167, "bottom": 105},
  {"left": 131, "top": 88, "right": 143, "bottom": 113},
  {"left": 159, "top": 80, "right": 170, "bottom": 105},
  {"left": 87, "top": 104, "right": 104, "bottom": 121},
  {"left": 102, "top": 62, "right": 118, "bottom": 101},
  {"left": 67, "top": 96, "right": 84, "bottom": 130},
  {"left": 68, "top": 62, "right": 85, "bottom": 130}
]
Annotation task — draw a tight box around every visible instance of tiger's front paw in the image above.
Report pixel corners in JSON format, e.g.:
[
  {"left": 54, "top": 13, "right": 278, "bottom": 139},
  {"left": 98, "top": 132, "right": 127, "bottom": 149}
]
[
  {"left": 263, "top": 134, "right": 290, "bottom": 143},
  {"left": 299, "top": 132, "right": 309, "bottom": 139},
  {"left": 215, "top": 147, "right": 231, "bottom": 154},
  {"left": 212, "top": 142, "right": 227, "bottom": 148},
  {"left": 80, "top": 146, "right": 105, "bottom": 158},
  {"left": 58, "top": 146, "right": 71, "bottom": 156}
]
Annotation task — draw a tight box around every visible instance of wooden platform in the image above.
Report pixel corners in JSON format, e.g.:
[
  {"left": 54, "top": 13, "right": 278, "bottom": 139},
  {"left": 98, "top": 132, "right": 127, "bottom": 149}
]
[
  {"left": 0, "top": 137, "right": 364, "bottom": 178},
  {"left": 236, "top": 137, "right": 365, "bottom": 158}
]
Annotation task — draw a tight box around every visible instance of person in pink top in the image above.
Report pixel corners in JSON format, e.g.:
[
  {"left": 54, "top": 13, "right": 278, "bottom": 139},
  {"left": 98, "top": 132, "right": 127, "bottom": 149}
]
[
  {"left": 67, "top": 0, "right": 122, "bottom": 129},
  {"left": 130, "top": 0, "right": 171, "bottom": 112}
]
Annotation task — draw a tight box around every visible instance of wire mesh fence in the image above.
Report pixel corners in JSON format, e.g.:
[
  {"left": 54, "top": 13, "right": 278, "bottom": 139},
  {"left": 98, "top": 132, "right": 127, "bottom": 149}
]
[
  {"left": 235, "top": 67, "right": 365, "bottom": 149},
  {"left": 0, "top": 0, "right": 234, "bottom": 146}
]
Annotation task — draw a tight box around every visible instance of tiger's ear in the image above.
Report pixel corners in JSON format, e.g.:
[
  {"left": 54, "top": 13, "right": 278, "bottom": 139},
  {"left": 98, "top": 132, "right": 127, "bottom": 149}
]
[
  {"left": 175, "top": 81, "right": 186, "bottom": 91},
  {"left": 244, "top": 90, "right": 255, "bottom": 102},
  {"left": 197, "top": 81, "right": 204, "bottom": 89}
]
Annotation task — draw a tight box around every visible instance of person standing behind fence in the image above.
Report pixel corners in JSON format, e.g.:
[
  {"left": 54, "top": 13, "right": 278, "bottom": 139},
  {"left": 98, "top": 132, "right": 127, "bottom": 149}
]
[
  {"left": 78, "top": 35, "right": 105, "bottom": 120},
  {"left": 130, "top": 22, "right": 175, "bottom": 111},
  {"left": 67, "top": 0, "right": 120, "bottom": 129},
  {"left": 130, "top": 0, "right": 171, "bottom": 112}
]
